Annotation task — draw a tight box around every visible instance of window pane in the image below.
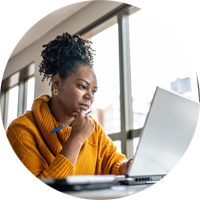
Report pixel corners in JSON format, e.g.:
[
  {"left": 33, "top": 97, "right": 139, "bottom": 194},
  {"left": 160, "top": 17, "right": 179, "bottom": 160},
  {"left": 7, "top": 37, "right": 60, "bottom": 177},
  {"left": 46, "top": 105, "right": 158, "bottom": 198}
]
[
  {"left": 129, "top": 10, "right": 198, "bottom": 129},
  {"left": 113, "top": 140, "right": 122, "bottom": 153},
  {"left": 85, "top": 23, "right": 121, "bottom": 134},
  {"left": 6, "top": 85, "right": 19, "bottom": 129},
  {"left": 25, "top": 77, "right": 35, "bottom": 111}
]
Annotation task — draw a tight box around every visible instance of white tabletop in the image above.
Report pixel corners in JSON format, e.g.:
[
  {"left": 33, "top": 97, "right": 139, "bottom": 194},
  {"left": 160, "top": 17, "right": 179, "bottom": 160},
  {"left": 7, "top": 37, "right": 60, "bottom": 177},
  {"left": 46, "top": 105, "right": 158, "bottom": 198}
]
[{"left": 65, "top": 184, "right": 153, "bottom": 199}]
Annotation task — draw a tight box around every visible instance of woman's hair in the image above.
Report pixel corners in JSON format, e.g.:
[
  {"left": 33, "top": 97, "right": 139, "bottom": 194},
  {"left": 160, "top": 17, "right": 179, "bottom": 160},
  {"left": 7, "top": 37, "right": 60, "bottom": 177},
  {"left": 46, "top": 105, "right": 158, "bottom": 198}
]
[{"left": 39, "top": 32, "right": 95, "bottom": 84}]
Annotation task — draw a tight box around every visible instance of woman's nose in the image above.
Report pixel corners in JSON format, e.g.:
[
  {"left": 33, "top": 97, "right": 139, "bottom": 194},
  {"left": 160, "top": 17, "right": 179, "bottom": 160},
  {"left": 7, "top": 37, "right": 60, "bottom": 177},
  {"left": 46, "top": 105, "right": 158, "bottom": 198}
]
[{"left": 85, "top": 90, "right": 94, "bottom": 100}]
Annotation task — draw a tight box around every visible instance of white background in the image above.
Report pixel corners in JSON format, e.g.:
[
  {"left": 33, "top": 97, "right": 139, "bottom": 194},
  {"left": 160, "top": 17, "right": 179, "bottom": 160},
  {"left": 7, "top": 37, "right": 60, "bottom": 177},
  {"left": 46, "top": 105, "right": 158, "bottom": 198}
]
[{"left": 0, "top": 0, "right": 200, "bottom": 199}]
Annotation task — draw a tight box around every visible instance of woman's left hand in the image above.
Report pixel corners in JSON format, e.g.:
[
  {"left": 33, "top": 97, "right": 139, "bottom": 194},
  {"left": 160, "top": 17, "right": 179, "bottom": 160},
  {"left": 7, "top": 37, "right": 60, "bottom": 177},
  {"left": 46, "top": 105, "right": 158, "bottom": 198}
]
[{"left": 119, "top": 158, "right": 133, "bottom": 175}]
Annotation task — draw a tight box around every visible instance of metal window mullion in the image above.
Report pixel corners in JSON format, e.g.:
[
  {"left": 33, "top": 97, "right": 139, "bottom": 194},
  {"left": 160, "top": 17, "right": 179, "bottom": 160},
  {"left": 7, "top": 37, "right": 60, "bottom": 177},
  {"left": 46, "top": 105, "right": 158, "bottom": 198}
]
[
  {"left": 118, "top": 12, "right": 133, "bottom": 157},
  {"left": 24, "top": 79, "right": 28, "bottom": 113},
  {"left": 128, "top": 129, "right": 142, "bottom": 139},
  {"left": 1, "top": 91, "right": 6, "bottom": 130},
  {"left": 4, "top": 90, "right": 9, "bottom": 129},
  {"left": 17, "top": 80, "right": 25, "bottom": 117},
  {"left": 0, "top": 92, "right": 5, "bottom": 125},
  {"left": 108, "top": 132, "right": 121, "bottom": 141}
]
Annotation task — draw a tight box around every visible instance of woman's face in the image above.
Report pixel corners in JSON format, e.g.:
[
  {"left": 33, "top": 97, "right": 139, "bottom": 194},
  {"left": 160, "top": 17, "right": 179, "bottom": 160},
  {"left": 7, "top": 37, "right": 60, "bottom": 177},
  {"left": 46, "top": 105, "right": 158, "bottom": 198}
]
[{"left": 53, "top": 65, "right": 98, "bottom": 117}]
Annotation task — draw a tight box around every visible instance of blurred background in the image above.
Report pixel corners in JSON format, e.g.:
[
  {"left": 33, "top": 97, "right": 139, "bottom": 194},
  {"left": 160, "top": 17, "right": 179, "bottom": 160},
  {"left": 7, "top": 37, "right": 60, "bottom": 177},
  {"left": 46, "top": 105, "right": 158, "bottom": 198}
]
[{"left": 1, "top": 0, "right": 199, "bottom": 159}]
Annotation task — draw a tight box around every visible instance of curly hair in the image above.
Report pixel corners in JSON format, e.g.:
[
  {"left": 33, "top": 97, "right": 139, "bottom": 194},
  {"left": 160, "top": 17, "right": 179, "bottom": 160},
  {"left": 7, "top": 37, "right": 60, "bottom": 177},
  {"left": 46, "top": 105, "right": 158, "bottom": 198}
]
[{"left": 39, "top": 32, "right": 95, "bottom": 84}]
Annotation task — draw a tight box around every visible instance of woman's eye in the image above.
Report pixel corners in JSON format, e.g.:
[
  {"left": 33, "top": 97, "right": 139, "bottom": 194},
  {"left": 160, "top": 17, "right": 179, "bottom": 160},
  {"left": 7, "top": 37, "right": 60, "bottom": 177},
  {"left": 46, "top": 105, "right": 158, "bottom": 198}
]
[
  {"left": 92, "top": 90, "right": 97, "bottom": 95},
  {"left": 79, "top": 85, "right": 86, "bottom": 89}
]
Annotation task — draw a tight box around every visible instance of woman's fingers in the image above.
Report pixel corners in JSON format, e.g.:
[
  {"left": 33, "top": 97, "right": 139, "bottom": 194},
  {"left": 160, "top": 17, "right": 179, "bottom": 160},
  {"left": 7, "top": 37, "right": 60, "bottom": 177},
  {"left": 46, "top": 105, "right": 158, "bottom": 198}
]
[{"left": 71, "top": 110, "right": 94, "bottom": 143}]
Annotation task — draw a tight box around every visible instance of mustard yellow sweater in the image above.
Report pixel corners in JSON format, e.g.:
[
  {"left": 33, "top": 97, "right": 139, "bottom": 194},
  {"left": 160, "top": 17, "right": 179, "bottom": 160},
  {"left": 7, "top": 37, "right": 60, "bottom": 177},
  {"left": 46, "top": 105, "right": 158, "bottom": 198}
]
[{"left": 6, "top": 95, "right": 127, "bottom": 179}]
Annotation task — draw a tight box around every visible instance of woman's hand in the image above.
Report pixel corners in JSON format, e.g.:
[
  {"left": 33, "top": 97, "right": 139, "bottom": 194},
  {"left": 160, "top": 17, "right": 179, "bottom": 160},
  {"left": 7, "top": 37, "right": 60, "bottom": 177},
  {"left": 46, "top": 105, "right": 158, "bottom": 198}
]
[
  {"left": 70, "top": 110, "right": 95, "bottom": 144},
  {"left": 119, "top": 158, "right": 133, "bottom": 175},
  {"left": 60, "top": 110, "right": 94, "bottom": 166}
]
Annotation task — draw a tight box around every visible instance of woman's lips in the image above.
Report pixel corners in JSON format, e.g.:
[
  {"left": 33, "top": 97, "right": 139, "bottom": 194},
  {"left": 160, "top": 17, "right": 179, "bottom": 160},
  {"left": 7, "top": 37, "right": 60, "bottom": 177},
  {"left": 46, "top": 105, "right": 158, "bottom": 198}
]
[{"left": 79, "top": 104, "right": 89, "bottom": 111}]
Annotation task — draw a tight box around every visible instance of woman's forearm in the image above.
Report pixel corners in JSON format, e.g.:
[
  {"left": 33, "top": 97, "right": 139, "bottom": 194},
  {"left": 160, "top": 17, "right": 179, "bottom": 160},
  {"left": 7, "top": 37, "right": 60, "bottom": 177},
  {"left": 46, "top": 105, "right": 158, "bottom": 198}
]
[{"left": 60, "top": 134, "right": 83, "bottom": 166}]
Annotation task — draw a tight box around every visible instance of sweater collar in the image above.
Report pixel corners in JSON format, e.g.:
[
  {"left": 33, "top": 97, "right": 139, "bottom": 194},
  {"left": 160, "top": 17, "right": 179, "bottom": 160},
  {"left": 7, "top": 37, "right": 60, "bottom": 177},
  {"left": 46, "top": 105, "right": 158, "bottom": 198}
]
[{"left": 32, "top": 94, "right": 73, "bottom": 156}]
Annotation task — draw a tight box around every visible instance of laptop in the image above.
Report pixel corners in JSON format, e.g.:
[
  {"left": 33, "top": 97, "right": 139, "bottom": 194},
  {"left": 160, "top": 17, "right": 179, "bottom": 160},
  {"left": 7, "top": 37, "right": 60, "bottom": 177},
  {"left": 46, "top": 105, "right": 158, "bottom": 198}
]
[
  {"left": 42, "top": 87, "right": 200, "bottom": 189},
  {"left": 117, "top": 86, "right": 200, "bottom": 185}
]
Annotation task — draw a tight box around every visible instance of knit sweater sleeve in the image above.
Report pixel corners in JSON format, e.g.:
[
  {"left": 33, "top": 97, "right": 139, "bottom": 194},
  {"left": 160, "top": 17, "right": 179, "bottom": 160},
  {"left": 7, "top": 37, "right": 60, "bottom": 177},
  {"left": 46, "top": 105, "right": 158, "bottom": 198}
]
[
  {"left": 6, "top": 122, "right": 75, "bottom": 179},
  {"left": 96, "top": 121, "right": 127, "bottom": 175}
]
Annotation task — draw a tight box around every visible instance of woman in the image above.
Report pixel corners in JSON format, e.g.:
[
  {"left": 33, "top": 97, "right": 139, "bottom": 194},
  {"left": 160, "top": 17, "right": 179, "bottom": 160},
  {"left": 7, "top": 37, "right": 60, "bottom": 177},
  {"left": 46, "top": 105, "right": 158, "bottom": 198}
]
[{"left": 6, "top": 32, "right": 132, "bottom": 179}]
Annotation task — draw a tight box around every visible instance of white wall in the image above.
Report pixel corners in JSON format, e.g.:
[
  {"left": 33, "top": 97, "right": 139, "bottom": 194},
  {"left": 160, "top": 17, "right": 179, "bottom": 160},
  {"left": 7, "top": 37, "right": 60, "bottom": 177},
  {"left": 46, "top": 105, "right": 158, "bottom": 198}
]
[{"left": 3, "top": 1, "right": 122, "bottom": 98}]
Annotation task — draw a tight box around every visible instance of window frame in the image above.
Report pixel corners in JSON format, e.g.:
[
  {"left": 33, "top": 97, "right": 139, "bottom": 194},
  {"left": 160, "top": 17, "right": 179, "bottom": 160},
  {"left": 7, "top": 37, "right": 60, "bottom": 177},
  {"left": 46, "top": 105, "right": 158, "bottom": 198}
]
[
  {"left": 0, "top": 63, "right": 35, "bottom": 130},
  {"left": 78, "top": 4, "right": 140, "bottom": 158},
  {"left": 77, "top": 3, "right": 200, "bottom": 158}
]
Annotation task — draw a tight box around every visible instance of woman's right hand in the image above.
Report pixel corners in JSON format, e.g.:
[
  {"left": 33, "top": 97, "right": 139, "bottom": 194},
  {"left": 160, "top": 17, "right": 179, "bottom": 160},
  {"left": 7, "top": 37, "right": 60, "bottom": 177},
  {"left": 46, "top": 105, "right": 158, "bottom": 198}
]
[
  {"left": 60, "top": 110, "right": 94, "bottom": 166},
  {"left": 70, "top": 110, "right": 95, "bottom": 144}
]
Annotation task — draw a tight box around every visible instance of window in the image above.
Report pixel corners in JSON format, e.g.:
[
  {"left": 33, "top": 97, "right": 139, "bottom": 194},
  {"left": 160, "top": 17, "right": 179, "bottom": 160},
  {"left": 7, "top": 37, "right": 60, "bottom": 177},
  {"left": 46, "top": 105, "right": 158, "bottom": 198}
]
[
  {"left": 129, "top": 9, "right": 199, "bottom": 130},
  {"left": 25, "top": 76, "right": 35, "bottom": 111},
  {"left": 1, "top": 63, "right": 35, "bottom": 130},
  {"left": 78, "top": 4, "right": 200, "bottom": 158},
  {"left": 6, "top": 85, "right": 19, "bottom": 129},
  {"left": 82, "top": 17, "right": 121, "bottom": 135},
  {"left": 113, "top": 140, "right": 122, "bottom": 153}
]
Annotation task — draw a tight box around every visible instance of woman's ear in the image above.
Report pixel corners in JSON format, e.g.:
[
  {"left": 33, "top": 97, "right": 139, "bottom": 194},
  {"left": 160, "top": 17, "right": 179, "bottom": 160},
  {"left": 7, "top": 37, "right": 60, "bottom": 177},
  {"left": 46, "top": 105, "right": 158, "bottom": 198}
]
[{"left": 52, "top": 75, "right": 62, "bottom": 90}]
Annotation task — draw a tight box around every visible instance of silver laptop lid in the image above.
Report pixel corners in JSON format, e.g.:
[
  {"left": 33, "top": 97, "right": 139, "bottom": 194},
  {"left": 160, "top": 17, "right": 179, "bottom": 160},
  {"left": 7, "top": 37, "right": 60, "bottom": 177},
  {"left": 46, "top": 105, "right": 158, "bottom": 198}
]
[{"left": 128, "top": 87, "right": 200, "bottom": 177}]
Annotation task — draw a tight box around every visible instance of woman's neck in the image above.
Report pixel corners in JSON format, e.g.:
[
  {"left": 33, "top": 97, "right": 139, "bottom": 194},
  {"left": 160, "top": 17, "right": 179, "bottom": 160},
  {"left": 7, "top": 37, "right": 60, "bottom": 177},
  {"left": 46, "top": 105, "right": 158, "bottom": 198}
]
[{"left": 49, "top": 97, "right": 74, "bottom": 125}]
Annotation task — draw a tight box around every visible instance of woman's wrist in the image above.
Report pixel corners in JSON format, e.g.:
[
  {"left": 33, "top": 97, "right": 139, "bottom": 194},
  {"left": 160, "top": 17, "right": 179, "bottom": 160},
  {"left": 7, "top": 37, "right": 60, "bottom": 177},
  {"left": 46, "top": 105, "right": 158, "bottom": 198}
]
[
  {"left": 119, "top": 161, "right": 128, "bottom": 175},
  {"left": 60, "top": 134, "right": 83, "bottom": 166},
  {"left": 119, "top": 159, "right": 133, "bottom": 175},
  {"left": 69, "top": 130, "right": 86, "bottom": 146}
]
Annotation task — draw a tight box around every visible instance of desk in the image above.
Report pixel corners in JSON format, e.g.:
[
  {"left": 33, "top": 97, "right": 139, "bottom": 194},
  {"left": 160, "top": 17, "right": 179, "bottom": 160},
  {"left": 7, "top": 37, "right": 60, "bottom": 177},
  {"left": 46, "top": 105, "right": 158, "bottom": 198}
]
[{"left": 65, "top": 184, "right": 153, "bottom": 199}]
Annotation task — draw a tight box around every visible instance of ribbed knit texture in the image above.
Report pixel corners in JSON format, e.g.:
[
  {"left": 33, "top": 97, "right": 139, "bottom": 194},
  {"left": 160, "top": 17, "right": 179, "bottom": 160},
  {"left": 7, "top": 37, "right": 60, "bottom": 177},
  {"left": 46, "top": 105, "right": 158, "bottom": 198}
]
[{"left": 6, "top": 94, "right": 127, "bottom": 178}]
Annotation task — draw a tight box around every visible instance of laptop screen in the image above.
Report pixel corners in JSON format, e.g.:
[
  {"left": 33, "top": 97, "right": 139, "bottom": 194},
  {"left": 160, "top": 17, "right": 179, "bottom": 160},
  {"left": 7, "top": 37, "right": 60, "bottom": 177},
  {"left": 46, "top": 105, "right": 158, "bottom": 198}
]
[{"left": 128, "top": 87, "right": 200, "bottom": 177}]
